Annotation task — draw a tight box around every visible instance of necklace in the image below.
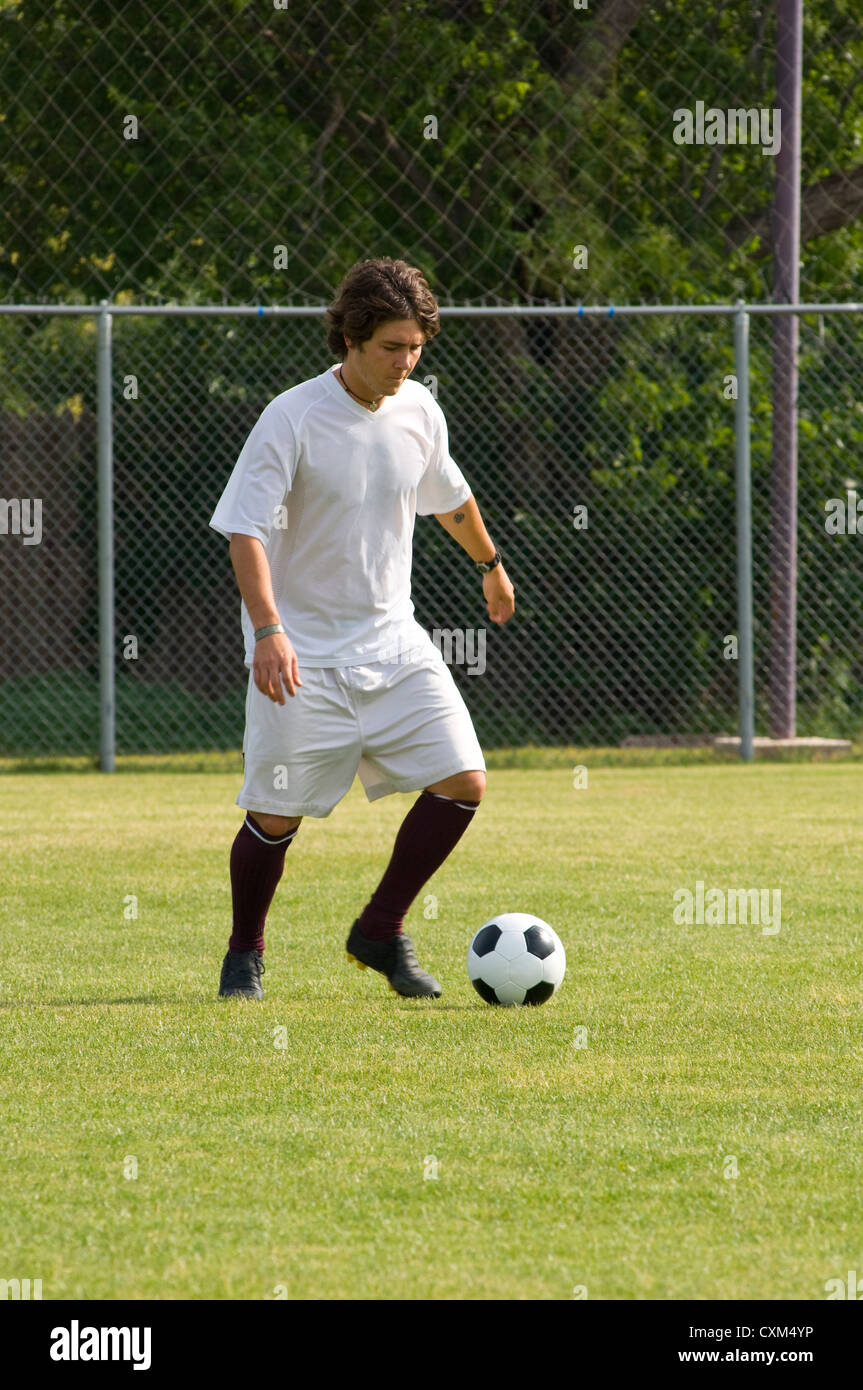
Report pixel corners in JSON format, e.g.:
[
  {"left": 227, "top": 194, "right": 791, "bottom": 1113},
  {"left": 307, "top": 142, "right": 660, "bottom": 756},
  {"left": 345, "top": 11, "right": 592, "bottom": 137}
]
[{"left": 338, "top": 366, "right": 383, "bottom": 411}]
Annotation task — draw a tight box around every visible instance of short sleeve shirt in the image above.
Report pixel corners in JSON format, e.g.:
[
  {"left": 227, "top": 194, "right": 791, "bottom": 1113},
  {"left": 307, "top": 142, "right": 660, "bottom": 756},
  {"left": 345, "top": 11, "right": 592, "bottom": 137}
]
[{"left": 209, "top": 366, "right": 472, "bottom": 666}]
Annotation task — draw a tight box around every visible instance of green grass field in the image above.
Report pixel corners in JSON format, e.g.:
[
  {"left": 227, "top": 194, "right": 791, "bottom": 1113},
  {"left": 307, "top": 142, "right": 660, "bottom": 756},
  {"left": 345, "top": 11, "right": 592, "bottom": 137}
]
[{"left": 2, "top": 763, "right": 861, "bottom": 1300}]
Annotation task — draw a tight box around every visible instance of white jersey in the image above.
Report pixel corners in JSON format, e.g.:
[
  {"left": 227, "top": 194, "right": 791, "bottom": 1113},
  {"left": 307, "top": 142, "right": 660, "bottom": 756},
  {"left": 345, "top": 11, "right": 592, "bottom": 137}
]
[{"left": 209, "top": 366, "right": 472, "bottom": 667}]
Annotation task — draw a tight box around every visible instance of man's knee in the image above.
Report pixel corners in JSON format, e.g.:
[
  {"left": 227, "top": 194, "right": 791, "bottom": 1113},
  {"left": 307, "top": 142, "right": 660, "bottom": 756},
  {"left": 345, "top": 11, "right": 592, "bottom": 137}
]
[
  {"left": 248, "top": 811, "right": 303, "bottom": 836},
  {"left": 459, "top": 771, "right": 486, "bottom": 803},
  {"left": 426, "top": 770, "right": 486, "bottom": 803}
]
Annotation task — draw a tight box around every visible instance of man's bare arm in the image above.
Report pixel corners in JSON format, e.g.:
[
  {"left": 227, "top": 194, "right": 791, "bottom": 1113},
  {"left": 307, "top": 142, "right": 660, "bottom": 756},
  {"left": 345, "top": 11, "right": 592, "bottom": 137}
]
[
  {"left": 433, "top": 493, "right": 496, "bottom": 562},
  {"left": 433, "top": 495, "right": 515, "bottom": 625},
  {"left": 228, "top": 533, "right": 302, "bottom": 702},
  {"left": 228, "top": 533, "right": 282, "bottom": 629}
]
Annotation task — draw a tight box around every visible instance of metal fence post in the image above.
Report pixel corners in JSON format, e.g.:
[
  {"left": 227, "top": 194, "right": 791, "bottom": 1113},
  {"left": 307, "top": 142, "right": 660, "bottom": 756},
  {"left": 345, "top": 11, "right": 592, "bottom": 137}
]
[
  {"left": 97, "top": 300, "right": 115, "bottom": 771},
  {"left": 734, "top": 301, "right": 755, "bottom": 762},
  {"left": 769, "top": 0, "right": 803, "bottom": 740}
]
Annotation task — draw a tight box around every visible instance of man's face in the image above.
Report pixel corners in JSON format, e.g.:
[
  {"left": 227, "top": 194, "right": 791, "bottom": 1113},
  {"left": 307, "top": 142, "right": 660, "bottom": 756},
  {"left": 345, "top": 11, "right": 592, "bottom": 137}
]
[{"left": 345, "top": 318, "right": 425, "bottom": 399}]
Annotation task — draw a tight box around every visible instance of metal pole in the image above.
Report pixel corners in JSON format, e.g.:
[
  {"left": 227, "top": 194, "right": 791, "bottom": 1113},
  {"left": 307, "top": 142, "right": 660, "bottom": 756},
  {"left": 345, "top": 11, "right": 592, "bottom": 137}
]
[
  {"left": 734, "top": 303, "right": 755, "bottom": 762},
  {"left": 769, "top": 0, "right": 803, "bottom": 737},
  {"left": 97, "top": 300, "right": 115, "bottom": 771},
  {"left": 2, "top": 301, "right": 862, "bottom": 319}
]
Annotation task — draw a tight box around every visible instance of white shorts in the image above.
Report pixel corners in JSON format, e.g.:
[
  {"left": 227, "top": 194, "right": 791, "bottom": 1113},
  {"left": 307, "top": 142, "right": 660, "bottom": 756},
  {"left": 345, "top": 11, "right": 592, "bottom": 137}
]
[{"left": 237, "top": 647, "right": 486, "bottom": 818}]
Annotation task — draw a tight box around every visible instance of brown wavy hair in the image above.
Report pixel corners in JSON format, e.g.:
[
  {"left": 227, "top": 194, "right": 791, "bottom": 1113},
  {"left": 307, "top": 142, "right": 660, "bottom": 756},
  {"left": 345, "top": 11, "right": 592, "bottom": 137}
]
[{"left": 325, "top": 257, "right": 440, "bottom": 359}]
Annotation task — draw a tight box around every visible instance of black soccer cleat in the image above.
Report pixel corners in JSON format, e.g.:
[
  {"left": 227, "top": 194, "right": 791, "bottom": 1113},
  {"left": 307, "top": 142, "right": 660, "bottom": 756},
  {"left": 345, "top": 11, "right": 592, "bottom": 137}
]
[
  {"left": 218, "top": 949, "right": 265, "bottom": 1000},
  {"left": 346, "top": 920, "right": 442, "bottom": 999}
]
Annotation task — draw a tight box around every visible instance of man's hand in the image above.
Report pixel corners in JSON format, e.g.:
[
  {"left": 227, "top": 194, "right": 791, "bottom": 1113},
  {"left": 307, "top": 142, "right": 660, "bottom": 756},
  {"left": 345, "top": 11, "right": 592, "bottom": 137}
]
[
  {"left": 482, "top": 565, "right": 515, "bottom": 625},
  {"left": 254, "top": 632, "right": 303, "bottom": 704}
]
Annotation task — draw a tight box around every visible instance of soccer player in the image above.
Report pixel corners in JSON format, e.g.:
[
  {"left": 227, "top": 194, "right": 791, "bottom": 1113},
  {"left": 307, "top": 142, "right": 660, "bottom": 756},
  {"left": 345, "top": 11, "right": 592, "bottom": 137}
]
[{"left": 209, "top": 258, "right": 515, "bottom": 1001}]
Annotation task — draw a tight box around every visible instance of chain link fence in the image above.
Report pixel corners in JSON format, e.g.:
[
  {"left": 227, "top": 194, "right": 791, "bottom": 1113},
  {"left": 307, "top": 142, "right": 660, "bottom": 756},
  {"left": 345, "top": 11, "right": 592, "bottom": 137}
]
[
  {"left": 2, "top": 303, "right": 861, "bottom": 759},
  {"left": 754, "top": 309, "right": 863, "bottom": 737},
  {"left": 2, "top": 2, "right": 862, "bottom": 758},
  {"left": 1, "top": 2, "right": 861, "bottom": 307}
]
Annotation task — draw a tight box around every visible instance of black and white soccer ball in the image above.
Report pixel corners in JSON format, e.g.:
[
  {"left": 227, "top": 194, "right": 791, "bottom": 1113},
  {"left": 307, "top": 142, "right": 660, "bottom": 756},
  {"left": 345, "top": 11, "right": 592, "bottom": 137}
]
[{"left": 467, "top": 913, "right": 566, "bottom": 1006}]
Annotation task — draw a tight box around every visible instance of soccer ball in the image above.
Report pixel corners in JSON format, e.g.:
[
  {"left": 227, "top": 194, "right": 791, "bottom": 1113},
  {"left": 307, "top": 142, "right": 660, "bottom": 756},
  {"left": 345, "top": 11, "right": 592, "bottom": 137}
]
[{"left": 467, "top": 913, "right": 566, "bottom": 1007}]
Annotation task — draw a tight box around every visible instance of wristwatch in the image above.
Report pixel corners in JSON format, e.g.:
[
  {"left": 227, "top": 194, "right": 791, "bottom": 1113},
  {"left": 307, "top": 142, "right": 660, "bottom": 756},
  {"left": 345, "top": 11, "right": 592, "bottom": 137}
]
[{"left": 475, "top": 550, "right": 502, "bottom": 575}]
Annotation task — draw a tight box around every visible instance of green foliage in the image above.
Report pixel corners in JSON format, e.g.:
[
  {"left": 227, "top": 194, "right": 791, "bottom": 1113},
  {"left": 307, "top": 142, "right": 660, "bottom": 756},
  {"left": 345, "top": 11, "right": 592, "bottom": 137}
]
[
  {"left": 1, "top": 3, "right": 862, "bottom": 751},
  {"left": 1, "top": 1, "right": 861, "bottom": 304}
]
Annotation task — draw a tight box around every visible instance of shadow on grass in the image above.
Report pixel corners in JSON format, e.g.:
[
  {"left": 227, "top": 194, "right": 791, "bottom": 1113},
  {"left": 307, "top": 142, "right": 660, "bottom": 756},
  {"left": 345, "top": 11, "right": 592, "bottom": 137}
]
[
  {"left": 0, "top": 994, "right": 189, "bottom": 1009},
  {"left": 393, "top": 1001, "right": 479, "bottom": 1012},
  {"left": 0, "top": 993, "right": 484, "bottom": 1011}
]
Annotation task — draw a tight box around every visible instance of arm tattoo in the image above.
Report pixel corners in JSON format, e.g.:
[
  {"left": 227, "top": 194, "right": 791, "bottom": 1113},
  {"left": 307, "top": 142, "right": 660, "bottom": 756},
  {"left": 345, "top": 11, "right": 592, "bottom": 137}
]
[{"left": 453, "top": 512, "right": 465, "bottom": 524}]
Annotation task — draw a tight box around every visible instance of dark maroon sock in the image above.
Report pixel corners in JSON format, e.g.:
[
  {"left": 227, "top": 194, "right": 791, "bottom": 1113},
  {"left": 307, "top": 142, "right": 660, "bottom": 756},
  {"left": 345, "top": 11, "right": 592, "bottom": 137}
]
[
  {"left": 228, "top": 814, "right": 298, "bottom": 954},
  {"left": 357, "top": 790, "right": 480, "bottom": 941}
]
